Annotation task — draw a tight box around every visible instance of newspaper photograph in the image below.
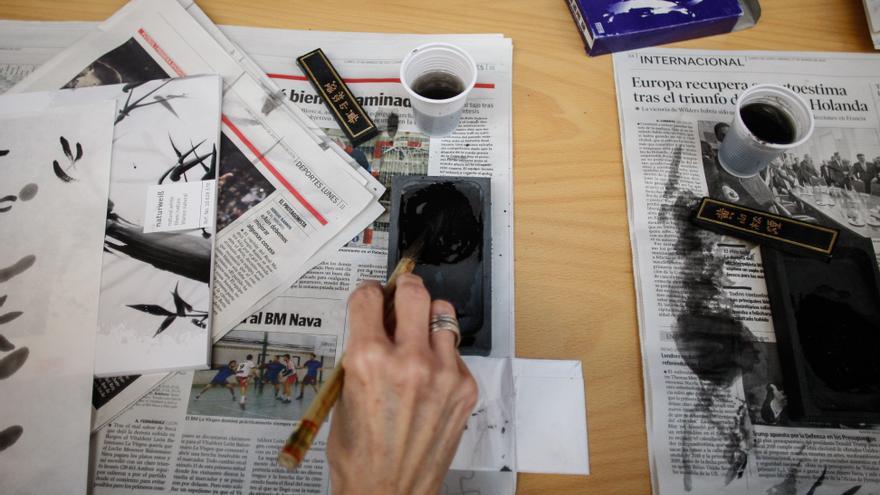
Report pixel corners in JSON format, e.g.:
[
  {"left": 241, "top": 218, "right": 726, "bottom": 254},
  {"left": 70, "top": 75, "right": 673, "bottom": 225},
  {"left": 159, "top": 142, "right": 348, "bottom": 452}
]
[{"left": 615, "top": 48, "right": 880, "bottom": 494}]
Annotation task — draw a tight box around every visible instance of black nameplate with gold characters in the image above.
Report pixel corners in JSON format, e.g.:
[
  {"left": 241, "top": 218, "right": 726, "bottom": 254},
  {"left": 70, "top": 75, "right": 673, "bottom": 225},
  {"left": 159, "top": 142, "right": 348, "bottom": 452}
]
[
  {"left": 693, "top": 197, "right": 839, "bottom": 257},
  {"left": 296, "top": 48, "right": 378, "bottom": 146}
]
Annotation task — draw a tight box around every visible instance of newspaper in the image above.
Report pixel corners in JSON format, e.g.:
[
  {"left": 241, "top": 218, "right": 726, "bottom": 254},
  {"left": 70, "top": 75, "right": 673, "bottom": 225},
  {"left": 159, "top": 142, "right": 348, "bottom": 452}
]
[
  {"left": 0, "top": 12, "right": 524, "bottom": 495},
  {"left": 0, "top": 10, "right": 596, "bottom": 493},
  {"left": 3, "top": 0, "right": 388, "bottom": 429},
  {"left": 0, "top": 22, "right": 514, "bottom": 359},
  {"left": 615, "top": 48, "right": 880, "bottom": 494}
]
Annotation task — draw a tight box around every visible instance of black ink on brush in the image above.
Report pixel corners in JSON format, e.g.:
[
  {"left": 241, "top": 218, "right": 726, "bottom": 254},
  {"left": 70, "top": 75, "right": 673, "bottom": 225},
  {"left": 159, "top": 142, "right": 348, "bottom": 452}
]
[{"left": 659, "top": 146, "right": 759, "bottom": 490}]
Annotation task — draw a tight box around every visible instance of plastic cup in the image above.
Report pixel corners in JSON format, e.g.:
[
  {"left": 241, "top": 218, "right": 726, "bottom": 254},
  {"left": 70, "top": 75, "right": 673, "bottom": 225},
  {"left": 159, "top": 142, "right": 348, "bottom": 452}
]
[
  {"left": 718, "top": 84, "right": 815, "bottom": 178},
  {"left": 400, "top": 43, "right": 477, "bottom": 137}
]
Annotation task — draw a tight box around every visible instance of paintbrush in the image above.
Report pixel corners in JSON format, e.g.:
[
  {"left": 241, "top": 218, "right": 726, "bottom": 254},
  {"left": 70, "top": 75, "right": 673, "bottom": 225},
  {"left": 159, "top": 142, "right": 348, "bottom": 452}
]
[{"left": 277, "top": 245, "right": 422, "bottom": 470}]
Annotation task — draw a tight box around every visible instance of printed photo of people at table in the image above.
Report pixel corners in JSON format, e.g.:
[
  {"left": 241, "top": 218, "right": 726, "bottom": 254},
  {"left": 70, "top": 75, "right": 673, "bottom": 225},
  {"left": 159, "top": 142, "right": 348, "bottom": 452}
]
[
  {"left": 186, "top": 330, "right": 337, "bottom": 421},
  {"left": 700, "top": 122, "right": 880, "bottom": 232},
  {"left": 323, "top": 111, "right": 429, "bottom": 248}
]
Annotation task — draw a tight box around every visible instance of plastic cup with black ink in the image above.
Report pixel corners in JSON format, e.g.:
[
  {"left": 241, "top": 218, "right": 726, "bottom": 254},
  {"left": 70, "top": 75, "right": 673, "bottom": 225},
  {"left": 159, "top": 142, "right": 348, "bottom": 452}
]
[
  {"left": 719, "top": 84, "right": 815, "bottom": 178},
  {"left": 400, "top": 43, "right": 477, "bottom": 137}
]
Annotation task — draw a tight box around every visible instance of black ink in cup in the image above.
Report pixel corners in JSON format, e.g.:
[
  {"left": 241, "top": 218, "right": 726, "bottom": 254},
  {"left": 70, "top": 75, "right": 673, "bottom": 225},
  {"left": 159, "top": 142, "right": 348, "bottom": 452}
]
[
  {"left": 740, "top": 102, "right": 797, "bottom": 145},
  {"left": 411, "top": 71, "right": 465, "bottom": 100}
]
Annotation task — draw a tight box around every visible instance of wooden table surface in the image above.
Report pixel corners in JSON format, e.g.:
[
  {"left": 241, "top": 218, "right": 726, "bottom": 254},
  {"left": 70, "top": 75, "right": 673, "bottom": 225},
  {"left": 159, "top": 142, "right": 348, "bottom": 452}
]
[{"left": 0, "top": 0, "right": 873, "bottom": 493}]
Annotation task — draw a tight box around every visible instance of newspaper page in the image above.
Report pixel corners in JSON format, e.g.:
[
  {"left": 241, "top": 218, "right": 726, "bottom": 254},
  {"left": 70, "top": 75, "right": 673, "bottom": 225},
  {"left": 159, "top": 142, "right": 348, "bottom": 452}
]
[
  {"left": 88, "top": 347, "right": 516, "bottom": 495},
  {"left": 3, "top": 0, "right": 385, "bottom": 428},
  {"left": 0, "top": 17, "right": 518, "bottom": 494},
  {"left": 615, "top": 48, "right": 880, "bottom": 494}
]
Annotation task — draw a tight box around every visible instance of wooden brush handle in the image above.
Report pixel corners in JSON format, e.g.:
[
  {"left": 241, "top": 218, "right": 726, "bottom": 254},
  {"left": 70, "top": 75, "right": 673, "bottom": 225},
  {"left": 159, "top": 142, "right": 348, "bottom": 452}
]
[{"left": 277, "top": 257, "right": 416, "bottom": 470}]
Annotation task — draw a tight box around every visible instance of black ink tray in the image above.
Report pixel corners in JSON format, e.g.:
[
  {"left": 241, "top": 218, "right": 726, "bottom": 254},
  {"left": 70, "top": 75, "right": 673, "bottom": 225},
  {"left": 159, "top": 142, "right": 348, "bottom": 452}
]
[
  {"left": 762, "top": 229, "right": 880, "bottom": 425},
  {"left": 387, "top": 176, "right": 492, "bottom": 356}
]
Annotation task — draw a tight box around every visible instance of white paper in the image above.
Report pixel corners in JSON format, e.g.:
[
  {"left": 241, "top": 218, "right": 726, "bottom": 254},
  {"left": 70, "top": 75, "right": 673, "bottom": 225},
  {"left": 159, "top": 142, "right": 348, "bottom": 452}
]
[
  {"left": 514, "top": 359, "right": 589, "bottom": 475},
  {"left": 143, "top": 179, "right": 216, "bottom": 233},
  {"left": 0, "top": 99, "right": 115, "bottom": 494}
]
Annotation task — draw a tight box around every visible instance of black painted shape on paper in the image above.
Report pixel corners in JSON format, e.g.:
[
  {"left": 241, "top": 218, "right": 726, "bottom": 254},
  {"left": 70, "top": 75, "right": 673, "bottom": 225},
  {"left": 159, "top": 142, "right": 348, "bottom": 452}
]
[
  {"left": 762, "top": 228, "right": 880, "bottom": 425},
  {"left": 0, "top": 347, "right": 29, "bottom": 379},
  {"left": 52, "top": 136, "right": 84, "bottom": 183},
  {"left": 0, "top": 425, "right": 23, "bottom": 452},
  {"left": 52, "top": 160, "right": 75, "bottom": 182},
  {"left": 18, "top": 184, "right": 37, "bottom": 202},
  {"left": 660, "top": 146, "right": 759, "bottom": 490},
  {"left": 0, "top": 335, "right": 13, "bottom": 352},
  {"left": 127, "top": 282, "right": 208, "bottom": 336},
  {"left": 0, "top": 312, "right": 22, "bottom": 325},
  {"left": 388, "top": 176, "right": 491, "bottom": 355},
  {"left": 115, "top": 79, "right": 185, "bottom": 125},
  {"left": 0, "top": 255, "right": 36, "bottom": 284}
]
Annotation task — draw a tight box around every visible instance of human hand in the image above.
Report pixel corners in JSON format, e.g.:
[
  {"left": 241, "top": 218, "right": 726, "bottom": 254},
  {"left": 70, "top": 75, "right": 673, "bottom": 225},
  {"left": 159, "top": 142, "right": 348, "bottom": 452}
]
[{"left": 327, "top": 274, "right": 478, "bottom": 495}]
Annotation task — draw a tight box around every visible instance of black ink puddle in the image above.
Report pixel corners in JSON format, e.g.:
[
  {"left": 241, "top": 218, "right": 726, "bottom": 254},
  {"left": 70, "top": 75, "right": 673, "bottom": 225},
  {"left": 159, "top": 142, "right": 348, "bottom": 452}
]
[
  {"left": 660, "top": 146, "right": 758, "bottom": 490},
  {"left": 387, "top": 176, "right": 491, "bottom": 355},
  {"left": 762, "top": 229, "right": 880, "bottom": 424}
]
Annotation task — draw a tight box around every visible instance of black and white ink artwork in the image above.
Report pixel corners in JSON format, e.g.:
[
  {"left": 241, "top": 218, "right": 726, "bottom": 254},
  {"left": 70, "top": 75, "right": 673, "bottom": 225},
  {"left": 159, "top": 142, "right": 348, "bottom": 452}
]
[
  {"left": 57, "top": 38, "right": 221, "bottom": 375},
  {"left": 0, "top": 100, "right": 115, "bottom": 493},
  {"left": 0, "top": 147, "right": 36, "bottom": 452},
  {"left": 0, "top": 254, "right": 33, "bottom": 451},
  {"left": 115, "top": 79, "right": 186, "bottom": 124},
  {"left": 52, "top": 136, "right": 83, "bottom": 182},
  {"left": 127, "top": 282, "right": 208, "bottom": 336}
]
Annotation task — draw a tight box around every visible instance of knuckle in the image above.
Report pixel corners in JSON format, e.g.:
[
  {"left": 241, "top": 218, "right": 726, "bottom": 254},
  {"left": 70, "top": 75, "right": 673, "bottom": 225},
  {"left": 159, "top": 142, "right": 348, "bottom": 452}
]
[
  {"left": 434, "top": 366, "right": 459, "bottom": 392},
  {"left": 398, "top": 355, "right": 432, "bottom": 388},
  {"left": 345, "top": 344, "right": 386, "bottom": 378},
  {"left": 348, "top": 282, "right": 384, "bottom": 310},
  {"left": 458, "top": 373, "right": 479, "bottom": 410},
  {"left": 398, "top": 282, "right": 431, "bottom": 307},
  {"left": 432, "top": 299, "right": 456, "bottom": 316}
]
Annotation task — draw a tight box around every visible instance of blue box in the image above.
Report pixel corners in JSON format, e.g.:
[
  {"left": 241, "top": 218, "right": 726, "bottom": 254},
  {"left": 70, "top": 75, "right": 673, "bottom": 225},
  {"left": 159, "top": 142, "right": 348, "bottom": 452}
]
[{"left": 565, "top": 0, "right": 746, "bottom": 56}]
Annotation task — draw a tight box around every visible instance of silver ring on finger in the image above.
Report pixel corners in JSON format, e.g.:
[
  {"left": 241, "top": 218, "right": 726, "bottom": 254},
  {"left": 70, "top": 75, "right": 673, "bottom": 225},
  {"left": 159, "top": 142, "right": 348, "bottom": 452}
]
[{"left": 429, "top": 314, "right": 461, "bottom": 348}]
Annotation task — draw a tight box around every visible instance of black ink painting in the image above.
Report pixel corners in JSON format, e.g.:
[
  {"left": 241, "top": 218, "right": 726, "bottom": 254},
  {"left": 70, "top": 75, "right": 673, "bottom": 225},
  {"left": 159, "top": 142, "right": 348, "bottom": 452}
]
[
  {"left": 55, "top": 40, "right": 220, "bottom": 375},
  {"left": 52, "top": 136, "right": 84, "bottom": 182}
]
